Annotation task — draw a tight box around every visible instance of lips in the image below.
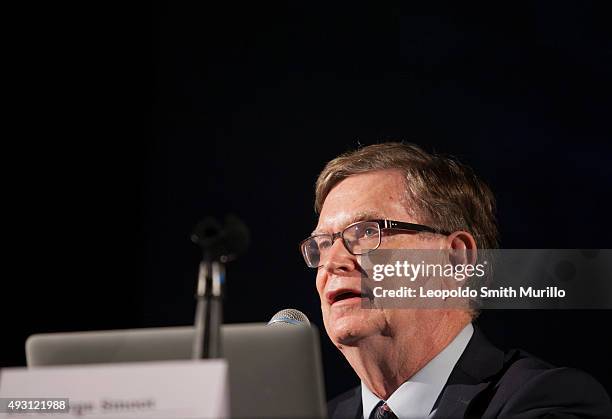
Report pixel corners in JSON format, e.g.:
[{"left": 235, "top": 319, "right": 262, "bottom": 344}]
[{"left": 326, "top": 287, "right": 364, "bottom": 305}]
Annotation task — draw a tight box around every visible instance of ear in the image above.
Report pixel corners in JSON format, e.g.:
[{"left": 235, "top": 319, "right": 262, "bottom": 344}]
[{"left": 446, "top": 231, "right": 477, "bottom": 266}]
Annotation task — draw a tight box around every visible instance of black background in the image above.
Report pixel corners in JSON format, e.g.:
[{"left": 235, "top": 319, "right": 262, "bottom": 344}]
[{"left": 4, "top": 2, "right": 611, "bottom": 400}]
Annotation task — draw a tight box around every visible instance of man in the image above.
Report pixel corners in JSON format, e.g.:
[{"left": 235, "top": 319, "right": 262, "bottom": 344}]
[{"left": 300, "top": 143, "right": 612, "bottom": 418}]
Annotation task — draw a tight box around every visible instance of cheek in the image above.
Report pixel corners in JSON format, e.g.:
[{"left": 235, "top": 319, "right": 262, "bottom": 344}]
[
  {"left": 315, "top": 271, "right": 326, "bottom": 299},
  {"left": 382, "top": 234, "right": 433, "bottom": 250}
]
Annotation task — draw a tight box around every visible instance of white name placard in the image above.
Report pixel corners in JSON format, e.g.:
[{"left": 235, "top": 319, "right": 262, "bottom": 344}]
[{"left": 0, "top": 359, "right": 228, "bottom": 418}]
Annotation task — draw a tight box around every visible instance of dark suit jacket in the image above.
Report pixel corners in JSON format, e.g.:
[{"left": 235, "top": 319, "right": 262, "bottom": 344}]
[{"left": 328, "top": 327, "right": 612, "bottom": 418}]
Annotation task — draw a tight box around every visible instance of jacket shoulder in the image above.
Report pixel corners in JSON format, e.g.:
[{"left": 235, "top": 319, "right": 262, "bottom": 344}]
[{"left": 473, "top": 350, "right": 612, "bottom": 418}]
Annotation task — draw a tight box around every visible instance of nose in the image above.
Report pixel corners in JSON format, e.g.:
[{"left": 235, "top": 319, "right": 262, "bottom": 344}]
[{"left": 322, "top": 236, "right": 357, "bottom": 274}]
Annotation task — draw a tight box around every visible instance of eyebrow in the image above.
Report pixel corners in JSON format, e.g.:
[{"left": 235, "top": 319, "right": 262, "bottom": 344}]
[{"left": 311, "top": 210, "right": 385, "bottom": 236}]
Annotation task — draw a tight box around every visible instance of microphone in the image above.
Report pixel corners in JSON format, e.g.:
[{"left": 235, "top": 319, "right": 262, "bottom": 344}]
[
  {"left": 191, "top": 215, "right": 250, "bottom": 262},
  {"left": 191, "top": 215, "right": 250, "bottom": 360},
  {"left": 267, "top": 309, "right": 311, "bottom": 327}
]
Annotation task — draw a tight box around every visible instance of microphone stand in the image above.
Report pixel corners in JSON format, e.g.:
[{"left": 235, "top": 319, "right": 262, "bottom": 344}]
[
  {"left": 192, "top": 255, "right": 225, "bottom": 359},
  {"left": 190, "top": 215, "right": 248, "bottom": 360}
]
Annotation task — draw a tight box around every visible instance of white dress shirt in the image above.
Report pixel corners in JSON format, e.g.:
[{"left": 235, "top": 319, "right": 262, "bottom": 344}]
[{"left": 361, "top": 323, "right": 474, "bottom": 419}]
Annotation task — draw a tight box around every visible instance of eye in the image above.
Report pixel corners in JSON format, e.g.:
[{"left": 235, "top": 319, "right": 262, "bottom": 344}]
[
  {"left": 352, "top": 223, "right": 378, "bottom": 240},
  {"left": 363, "top": 227, "right": 377, "bottom": 237},
  {"left": 317, "top": 237, "right": 333, "bottom": 249}
]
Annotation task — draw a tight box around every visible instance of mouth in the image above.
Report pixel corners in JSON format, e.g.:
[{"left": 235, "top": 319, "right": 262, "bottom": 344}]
[{"left": 328, "top": 289, "right": 365, "bottom": 305}]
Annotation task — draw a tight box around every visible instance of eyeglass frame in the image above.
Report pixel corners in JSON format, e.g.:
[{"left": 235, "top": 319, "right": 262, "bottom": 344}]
[{"left": 299, "top": 219, "right": 451, "bottom": 268}]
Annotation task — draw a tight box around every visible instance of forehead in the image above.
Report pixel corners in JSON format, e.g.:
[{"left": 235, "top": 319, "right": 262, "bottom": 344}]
[{"left": 316, "top": 169, "right": 414, "bottom": 232}]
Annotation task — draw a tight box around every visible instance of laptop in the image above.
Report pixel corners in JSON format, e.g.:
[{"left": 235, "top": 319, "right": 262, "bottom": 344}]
[{"left": 25, "top": 323, "right": 327, "bottom": 418}]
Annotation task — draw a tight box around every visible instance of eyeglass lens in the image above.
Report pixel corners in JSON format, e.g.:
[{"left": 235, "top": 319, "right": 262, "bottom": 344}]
[{"left": 302, "top": 221, "right": 381, "bottom": 267}]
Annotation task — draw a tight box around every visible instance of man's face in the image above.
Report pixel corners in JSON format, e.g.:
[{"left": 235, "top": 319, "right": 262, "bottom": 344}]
[{"left": 315, "top": 169, "right": 445, "bottom": 348}]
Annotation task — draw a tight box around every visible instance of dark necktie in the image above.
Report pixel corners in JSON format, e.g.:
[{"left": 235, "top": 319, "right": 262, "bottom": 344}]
[{"left": 370, "top": 401, "right": 398, "bottom": 419}]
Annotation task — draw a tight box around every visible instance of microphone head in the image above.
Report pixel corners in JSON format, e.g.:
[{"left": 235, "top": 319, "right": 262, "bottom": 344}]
[
  {"left": 267, "top": 308, "right": 311, "bottom": 327},
  {"left": 191, "top": 215, "right": 250, "bottom": 261}
]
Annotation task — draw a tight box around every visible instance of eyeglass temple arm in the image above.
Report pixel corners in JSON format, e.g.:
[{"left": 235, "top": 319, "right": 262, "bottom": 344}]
[{"left": 382, "top": 220, "right": 450, "bottom": 235}]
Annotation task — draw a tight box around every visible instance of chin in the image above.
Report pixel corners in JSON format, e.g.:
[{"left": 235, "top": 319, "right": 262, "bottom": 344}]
[{"left": 325, "top": 309, "right": 376, "bottom": 347}]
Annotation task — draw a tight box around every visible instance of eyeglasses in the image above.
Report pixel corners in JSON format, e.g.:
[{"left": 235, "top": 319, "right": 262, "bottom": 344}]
[{"left": 300, "top": 219, "right": 449, "bottom": 268}]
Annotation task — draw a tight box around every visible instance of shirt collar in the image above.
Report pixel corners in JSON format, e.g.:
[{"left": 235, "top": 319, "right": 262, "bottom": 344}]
[{"left": 361, "top": 323, "right": 474, "bottom": 419}]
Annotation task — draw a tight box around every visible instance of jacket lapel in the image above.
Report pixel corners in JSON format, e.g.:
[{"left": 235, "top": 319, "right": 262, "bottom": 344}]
[
  {"left": 329, "top": 385, "right": 363, "bottom": 419},
  {"left": 433, "top": 326, "right": 505, "bottom": 418}
]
